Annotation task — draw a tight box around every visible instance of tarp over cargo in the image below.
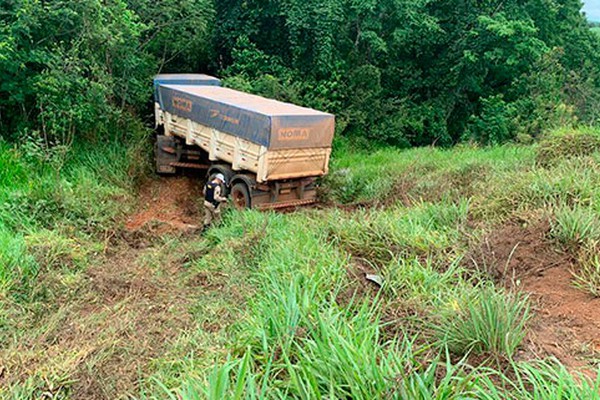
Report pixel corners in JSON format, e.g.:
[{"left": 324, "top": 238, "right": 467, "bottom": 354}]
[
  {"left": 156, "top": 85, "right": 335, "bottom": 150},
  {"left": 153, "top": 74, "right": 221, "bottom": 102}
]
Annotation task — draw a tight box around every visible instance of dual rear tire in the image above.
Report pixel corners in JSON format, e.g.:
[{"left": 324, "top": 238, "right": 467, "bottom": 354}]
[
  {"left": 208, "top": 172, "right": 251, "bottom": 210},
  {"left": 230, "top": 182, "right": 251, "bottom": 210}
]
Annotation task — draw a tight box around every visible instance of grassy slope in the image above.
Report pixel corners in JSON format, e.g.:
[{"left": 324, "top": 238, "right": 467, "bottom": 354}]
[
  {"left": 0, "top": 140, "right": 136, "bottom": 301},
  {"left": 0, "top": 137, "right": 150, "bottom": 397},
  {"left": 4, "top": 128, "right": 600, "bottom": 398},
  {"left": 150, "top": 130, "right": 600, "bottom": 398}
]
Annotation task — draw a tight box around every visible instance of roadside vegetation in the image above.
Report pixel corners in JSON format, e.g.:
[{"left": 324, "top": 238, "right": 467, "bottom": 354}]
[
  {"left": 138, "top": 126, "right": 600, "bottom": 399},
  {"left": 0, "top": 134, "right": 145, "bottom": 298},
  {"left": 2, "top": 124, "right": 600, "bottom": 397},
  {"left": 2, "top": 0, "right": 600, "bottom": 398}
]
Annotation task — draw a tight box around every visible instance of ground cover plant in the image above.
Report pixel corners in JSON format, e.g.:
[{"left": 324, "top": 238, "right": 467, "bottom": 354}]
[
  {"left": 2, "top": 0, "right": 600, "bottom": 397},
  {"left": 2, "top": 127, "right": 600, "bottom": 398},
  {"left": 139, "top": 128, "right": 600, "bottom": 399}
]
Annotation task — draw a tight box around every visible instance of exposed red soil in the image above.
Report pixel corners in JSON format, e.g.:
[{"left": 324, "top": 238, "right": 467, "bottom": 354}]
[
  {"left": 467, "top": 219, "right": 567, "bottom": 282},
  {"left": 469, "top": 219, "right": 600, "bottom": 372},
  {"left": 337, "top": 257, "right": 380, "bottom": 306},
  {"left": 125, "top": 176, "right": 202, "bottom": 233}
]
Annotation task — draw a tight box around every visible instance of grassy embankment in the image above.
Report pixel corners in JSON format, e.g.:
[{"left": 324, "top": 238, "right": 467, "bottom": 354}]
[
  {"left": 149, "top": 127, "right": 600, "bottom": 398},
  {"left": 0, "top": 134, "right": 149, "bottom": 397},
  {"left": 4, "top": 127, "right": 600, "bottom": 398}
]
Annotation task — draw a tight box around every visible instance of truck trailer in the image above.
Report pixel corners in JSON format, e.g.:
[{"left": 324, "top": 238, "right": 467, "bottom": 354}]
[{"left": 153, "top": 74, "right": 335, "bottom": 210}]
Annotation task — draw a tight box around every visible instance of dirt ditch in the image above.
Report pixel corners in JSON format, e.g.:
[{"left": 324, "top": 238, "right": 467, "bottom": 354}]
[
  {"left": 468, "top": 219, "right": 600, "bottom": 372},
  {"left": 126, "top": 176, "right": 203, "bottom": 233}
]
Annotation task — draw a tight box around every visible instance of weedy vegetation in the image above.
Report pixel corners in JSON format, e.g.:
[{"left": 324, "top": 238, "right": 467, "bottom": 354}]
[
  {"left": 141, "top": 128, "right": 600, "bottom": 399},
  {"left": 2, "top": 0, "right": 600, "bottom": 396},
  {"left": 4, "top": 127, "right": 600, "bottom": 398}
]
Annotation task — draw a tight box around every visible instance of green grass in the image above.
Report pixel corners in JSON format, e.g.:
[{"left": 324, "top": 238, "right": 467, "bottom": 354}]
[
  {"left": 436, "top": 287, "right": 530, "bottom": 358},
  {"left": 324, "top": 144, "right": 535, "bottom": 205},
  {"left": 147, "top": 130, "right": 600, "bottom": 398},
  {"left": 0, "top": 134, "right": 149, "bottom": 398},
  {"left": 479, "top": 359, "right": 600, "bottom": 399},
  {"left": 0, "top": 139, "right": 141, "bottom": 300},
  {"left": 325, "top": 199, "right": 469, "bottom": 264},
  {"left": 6, "top": 126, "right": 600, "bottom": 398},
  {"left": 551, "top": 206, "right": 600, "bottom": 248},
  {"left": 536, "top": 126, "right": 600, "bottom": 167},
  {"left": 571, "top": 240, "right": 600, "bottom": 297}
]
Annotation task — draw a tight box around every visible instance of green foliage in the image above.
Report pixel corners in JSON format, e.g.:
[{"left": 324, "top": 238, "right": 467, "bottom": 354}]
[
  {"left": 479, "top": 360, "right": 600, "bottom": 399},
  {"left": 215, "top": 0, "right": 600, "bottom": 146},
  {"left": 550, "top": 206, "right": 600, "bottom": 248},
  {"left": 0, "top": 0, "right": 213, "bottom": 144},
  {"left": 0, "top": 0, "right": 152, "bottom": 142},
  {"left": 0, "top": 137, "right": 142, "bottom": 301},
  {"left": 326, "top": 200, "right": 468, "bottom": 263},
  {"left": 572, "top": 241, "right": 600, "bottom": 297},
  {"left": 436, "top": 288, "right": 530, "bottom": 358},
  {"left": 2, "top": 0, "right": 599, "bottom": 149},
  {"left": 0, "top": 227, "right": 38, "bottom": 297},
  {"left": 324, "top": 144, "right": 535, "bottom": 206},
  {"left": 465, "top": 95, "right": 516, "bottom": 145},
  {"left": 537, "top": 127, "right": 600, "bottom": 166},
  {"left": 127, "top": 0, "right": 214, "bottom": 72}
]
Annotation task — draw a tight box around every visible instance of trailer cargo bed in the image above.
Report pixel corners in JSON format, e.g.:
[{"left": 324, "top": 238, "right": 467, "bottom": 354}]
[
  {"left": 155, "top": 85, "right": 334, "bottom": 183},
  {"left": 154, "top": 78, "right": 335, "bottom": 209}
]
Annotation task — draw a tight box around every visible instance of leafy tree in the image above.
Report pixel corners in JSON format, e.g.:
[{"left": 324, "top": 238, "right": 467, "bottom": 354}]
[
  {"left": 0, "top": 0, "right": 598, "bottom": 147},
  {"left": 0, "top": 0, "right": 214, "bottom": 144},
  {"left": 213, "top": 0, "right": 600, "bottom": 146}
]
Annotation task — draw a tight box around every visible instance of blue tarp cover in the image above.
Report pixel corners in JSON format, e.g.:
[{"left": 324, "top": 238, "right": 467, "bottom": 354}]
[
  {"left": 157, "top": 85, "right": 335, "bottom": 150},
  {"left": 153, "top": 74, "right": 221, "bottom": 101}
]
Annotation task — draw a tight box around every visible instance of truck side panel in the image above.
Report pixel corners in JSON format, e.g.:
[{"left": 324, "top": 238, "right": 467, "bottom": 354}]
[
  {"left": 159, "top": 109, "right": 330, "bottom": 183},
  {"left": 156, "top": 85, "right": 335, "bottom": 150}
]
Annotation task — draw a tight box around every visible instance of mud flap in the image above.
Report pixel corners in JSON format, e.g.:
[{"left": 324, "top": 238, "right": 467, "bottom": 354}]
[{"left": 155, "top": 135, "right": 178, "bottom": 174}]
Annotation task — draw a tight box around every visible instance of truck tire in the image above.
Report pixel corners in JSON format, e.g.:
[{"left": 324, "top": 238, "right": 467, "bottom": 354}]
[{"left": 231, "top": 182, "right": 251, "bottom": 210}]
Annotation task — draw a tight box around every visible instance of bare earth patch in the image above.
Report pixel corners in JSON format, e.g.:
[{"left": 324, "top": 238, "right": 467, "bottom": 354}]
[
  {"left": 469, "top": 219, "right": 600, "bottom": 373},
  {"left": 126, "top": 176, "right": 202, "bottom": 233}
]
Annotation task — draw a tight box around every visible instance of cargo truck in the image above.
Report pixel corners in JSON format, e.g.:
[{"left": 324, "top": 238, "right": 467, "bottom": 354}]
[{"left": 153, "top": 74, "right": 335, "bottom": 210}]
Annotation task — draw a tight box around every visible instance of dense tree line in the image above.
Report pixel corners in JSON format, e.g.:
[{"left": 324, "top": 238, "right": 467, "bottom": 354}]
[{"left": 1, "top": 0, "right": 599, "bottom": 147}]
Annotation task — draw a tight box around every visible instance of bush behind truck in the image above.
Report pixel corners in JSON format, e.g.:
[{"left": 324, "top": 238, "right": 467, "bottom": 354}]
[{"left": 153, "top": 74, "right": 335, "bottom": 210}]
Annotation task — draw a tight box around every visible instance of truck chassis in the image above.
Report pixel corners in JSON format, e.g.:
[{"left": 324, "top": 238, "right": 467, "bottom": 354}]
[{"left": 155, "top": 133, "right": 319, "bottom": 210}]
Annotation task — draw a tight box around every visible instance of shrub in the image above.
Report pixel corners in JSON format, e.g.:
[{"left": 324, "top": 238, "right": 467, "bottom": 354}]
[
  {"left": 550, "top": 206, "right": 600, "bottom": 248},
  {"left": 536, "top": 127, "right": 600, "bottom": 167},
  {"left": 465, "top": 95, "right": 516, "bottom": 145},
  {"left": 572, "top": 241, "right": 600, "bottom": 297}
]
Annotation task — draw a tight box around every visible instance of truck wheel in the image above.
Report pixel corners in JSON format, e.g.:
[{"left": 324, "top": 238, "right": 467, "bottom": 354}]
[{"left": 231, "top": 182, "right": 251, "bottom": 210}]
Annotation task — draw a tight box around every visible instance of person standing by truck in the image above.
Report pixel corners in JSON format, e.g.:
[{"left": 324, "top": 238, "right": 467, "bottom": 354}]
[{"left": 203, "top": 173, "right": 228, "bottom": 230}]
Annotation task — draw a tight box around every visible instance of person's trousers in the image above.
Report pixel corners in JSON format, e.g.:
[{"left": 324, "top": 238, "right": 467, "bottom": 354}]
[{"left": 204, "top": 203, "right": 221, "bottom": 226}]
